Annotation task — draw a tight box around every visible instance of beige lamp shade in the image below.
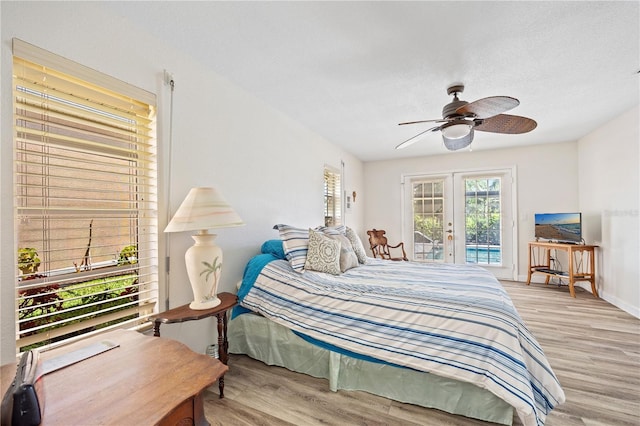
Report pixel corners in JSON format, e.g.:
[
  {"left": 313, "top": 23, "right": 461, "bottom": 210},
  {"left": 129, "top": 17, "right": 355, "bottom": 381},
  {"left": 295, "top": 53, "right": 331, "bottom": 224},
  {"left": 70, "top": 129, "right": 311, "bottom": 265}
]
[
  {"left": 164, "top": 187, "right": 244, "bottom": 310},
  {"left": 164, "top": 187, "right": 244, "bottom": 233}
]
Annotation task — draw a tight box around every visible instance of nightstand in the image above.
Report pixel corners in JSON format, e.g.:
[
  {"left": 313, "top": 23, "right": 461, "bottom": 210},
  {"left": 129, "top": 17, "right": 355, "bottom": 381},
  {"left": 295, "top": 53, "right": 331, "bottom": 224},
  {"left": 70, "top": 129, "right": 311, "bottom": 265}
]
[{"left": 149, "top": 292, "right": 238, "bottom": 398}]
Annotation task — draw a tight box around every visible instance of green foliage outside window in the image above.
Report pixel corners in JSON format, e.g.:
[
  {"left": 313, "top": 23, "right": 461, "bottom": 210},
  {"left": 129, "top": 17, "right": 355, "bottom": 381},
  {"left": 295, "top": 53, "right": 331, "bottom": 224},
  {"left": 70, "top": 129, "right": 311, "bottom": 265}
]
[
  {"left": 18, "top": 247, "right": 41, "bottom": 276},
  {"left": 18, "top": 274, "right": 138, "bottom": 351},
  {"left": 414, "top": 215, "right": 443, "bottom": 243},
  {"left": 118, "top": 245, "right": 138, "bottom": 265}
]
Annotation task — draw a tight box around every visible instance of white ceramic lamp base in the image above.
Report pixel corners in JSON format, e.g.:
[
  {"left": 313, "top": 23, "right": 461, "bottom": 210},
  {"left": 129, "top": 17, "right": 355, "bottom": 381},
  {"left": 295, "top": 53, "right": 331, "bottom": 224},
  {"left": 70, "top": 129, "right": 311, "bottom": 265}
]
[
  {"left": 185, "top": 231, "right": 223, "bottom": 310},
  {"left": 189, "top": 297, "right": 221, "bottom": 310}
]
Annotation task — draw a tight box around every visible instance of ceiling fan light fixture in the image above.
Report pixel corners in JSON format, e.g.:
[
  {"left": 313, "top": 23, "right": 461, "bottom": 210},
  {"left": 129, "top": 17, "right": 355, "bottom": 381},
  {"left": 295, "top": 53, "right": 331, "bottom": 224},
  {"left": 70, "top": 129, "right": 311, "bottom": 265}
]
[
  {"left": 441, "top": 122, "right": 472, "bottom": 139},
  {"left": 443, "top": 137, "right": 472, "bottom": 151},
  {"left": 443, "top": 126, "right": 474, "bottom": 151},
  {"left": 396, "top": 84, "right": 536, "bottom": 151}
]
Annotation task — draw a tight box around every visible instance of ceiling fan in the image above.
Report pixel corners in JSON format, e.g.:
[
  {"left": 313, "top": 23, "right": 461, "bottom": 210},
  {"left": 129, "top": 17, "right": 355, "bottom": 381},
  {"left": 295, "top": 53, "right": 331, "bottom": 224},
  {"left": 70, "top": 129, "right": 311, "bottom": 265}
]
[{"left": 396, "top": 84, "right": 537, "bottom": 151}]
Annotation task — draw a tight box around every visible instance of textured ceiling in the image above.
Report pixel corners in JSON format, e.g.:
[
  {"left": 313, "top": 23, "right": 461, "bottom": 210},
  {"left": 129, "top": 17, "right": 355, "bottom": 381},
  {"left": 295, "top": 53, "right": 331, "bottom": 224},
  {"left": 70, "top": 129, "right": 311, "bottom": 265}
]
[{"left": 105, "top": 1, "right": 639, "bottom": 162}]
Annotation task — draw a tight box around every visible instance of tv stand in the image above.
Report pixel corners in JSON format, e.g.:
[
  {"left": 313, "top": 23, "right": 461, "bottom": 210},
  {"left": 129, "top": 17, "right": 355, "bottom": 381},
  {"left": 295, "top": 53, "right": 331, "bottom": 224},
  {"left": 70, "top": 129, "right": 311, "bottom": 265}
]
[{"left": 527, "top": 241, "right": 598, "bottom": 298}]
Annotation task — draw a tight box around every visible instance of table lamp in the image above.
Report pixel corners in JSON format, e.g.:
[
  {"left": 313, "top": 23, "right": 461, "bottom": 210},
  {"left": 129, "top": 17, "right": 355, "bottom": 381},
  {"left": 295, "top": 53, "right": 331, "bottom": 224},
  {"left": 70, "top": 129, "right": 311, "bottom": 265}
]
[{"left": 164, "top": 187, "right": 244, "bottom": 309}]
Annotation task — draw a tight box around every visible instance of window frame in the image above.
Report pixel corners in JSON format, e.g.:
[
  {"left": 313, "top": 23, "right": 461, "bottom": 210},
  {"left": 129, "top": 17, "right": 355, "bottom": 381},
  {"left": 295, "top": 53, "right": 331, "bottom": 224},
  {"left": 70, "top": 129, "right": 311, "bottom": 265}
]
[
  {"left": 324, "top": 165, "right": 343, "bottom": 227},
  {"left": 12, "top": 39, "right": 158, "bottom": 352}
]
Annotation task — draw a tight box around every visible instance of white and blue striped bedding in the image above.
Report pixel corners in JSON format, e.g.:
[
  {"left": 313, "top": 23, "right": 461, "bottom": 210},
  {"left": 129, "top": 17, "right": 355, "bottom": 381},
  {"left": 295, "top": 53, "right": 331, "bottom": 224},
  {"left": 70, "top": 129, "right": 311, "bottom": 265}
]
[{"left": 238, "top": 257, "right": 565, "bottom": 426}]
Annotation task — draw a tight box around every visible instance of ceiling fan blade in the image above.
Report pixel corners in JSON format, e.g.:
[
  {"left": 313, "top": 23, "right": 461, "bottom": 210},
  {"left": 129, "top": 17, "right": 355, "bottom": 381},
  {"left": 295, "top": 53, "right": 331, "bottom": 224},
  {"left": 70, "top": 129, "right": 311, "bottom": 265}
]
[
  {"left": 475, "top": 114, "right": 537, "bottom": 134},
  {"left": 399, "top": 118, "right": 447, "bottom": 126},
  {"left": 456, "top": 96, "right": 520, "bottom": 119},
  {"left": 442, "top": 128, "right": 474, "bottom": 151},
  {"left": 395, "top": 125, "right": 441, "bottom": 149}
]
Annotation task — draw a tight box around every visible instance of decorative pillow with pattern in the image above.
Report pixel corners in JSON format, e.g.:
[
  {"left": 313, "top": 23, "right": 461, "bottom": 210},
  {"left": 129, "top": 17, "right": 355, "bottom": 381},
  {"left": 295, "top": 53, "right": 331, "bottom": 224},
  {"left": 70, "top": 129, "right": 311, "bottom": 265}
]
[
  {"left": 274, "top": 224, "right": 309, "bottom": 272},
  {"left": 304, "top": 228, "right": 341, "bottom": 275},
  {"left": 346, "top": 226, "right": 368, "bottom": 264},
  {"left": 329, "top": 233, "right": 359, "bottom": 272}
]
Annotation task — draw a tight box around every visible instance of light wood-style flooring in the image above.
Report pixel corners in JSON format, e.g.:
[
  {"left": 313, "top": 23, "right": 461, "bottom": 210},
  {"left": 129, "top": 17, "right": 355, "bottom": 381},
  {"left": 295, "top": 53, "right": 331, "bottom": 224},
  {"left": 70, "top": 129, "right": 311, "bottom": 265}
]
[{"left": 204, "top": 281, "right": 640, "bottom": 425}]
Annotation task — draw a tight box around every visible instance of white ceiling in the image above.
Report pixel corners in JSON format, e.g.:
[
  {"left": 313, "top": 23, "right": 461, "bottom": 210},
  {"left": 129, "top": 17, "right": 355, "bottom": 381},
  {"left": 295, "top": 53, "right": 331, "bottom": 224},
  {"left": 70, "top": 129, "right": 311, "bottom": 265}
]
[{"left": 106, "top": 1, "right": 639, "bottom": 162}]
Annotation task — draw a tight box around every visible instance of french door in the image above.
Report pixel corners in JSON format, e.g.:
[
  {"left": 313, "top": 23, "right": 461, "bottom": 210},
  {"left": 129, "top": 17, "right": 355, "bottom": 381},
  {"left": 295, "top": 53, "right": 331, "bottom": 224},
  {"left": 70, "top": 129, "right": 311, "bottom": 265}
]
[{"left": 402, "top": 168, "right": 517, "bottom": 280}]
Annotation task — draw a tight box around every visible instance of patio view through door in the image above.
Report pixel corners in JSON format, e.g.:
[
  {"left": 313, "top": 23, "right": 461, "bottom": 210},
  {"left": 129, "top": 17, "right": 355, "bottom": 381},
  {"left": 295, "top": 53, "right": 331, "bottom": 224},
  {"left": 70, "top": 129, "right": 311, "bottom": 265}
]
[{"left": 403, "top": 169, "right": 516, "bottom": 280}]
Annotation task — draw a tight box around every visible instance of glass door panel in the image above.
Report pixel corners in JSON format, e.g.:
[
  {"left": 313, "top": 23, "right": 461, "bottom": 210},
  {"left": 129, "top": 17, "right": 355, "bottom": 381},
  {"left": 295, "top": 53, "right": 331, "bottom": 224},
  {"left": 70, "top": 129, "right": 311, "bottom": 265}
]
[
  {"left": 454, "top": 171, "right": 515, "bottom": 279},
  {"left": 408, "top": 177, "right": 451, "bottom": 262},
  {"left": 463, "top": 177, "right": 503, "bottom": 265}
]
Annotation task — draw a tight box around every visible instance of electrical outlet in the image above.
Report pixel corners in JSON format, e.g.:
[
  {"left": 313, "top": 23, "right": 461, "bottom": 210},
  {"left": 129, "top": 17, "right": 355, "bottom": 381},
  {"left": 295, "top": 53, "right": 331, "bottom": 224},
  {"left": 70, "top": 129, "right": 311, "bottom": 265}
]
[{"left": 163, "top": 70, "right": 174, "bottom": 86}]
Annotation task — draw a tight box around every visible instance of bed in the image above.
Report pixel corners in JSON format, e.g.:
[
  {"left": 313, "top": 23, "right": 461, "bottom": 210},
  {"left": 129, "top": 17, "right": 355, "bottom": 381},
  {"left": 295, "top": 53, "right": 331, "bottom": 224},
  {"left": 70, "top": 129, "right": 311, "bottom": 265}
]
[{"left": 228, "top": 229, "right": 565, "bottom": 426}]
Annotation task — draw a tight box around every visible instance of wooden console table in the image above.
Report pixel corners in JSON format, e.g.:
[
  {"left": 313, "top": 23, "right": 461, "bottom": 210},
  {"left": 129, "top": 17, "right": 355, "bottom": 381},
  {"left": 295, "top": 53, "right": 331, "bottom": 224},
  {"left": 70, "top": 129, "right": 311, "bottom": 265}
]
[
  {"left": 150, "top": 292, "right": 238, "bottom": 398},
  {"left": 527, "top": 241, "right": 598, "bottom": 298},
  {"left": 1, "top": 329, "right": 227, "bottom": 426}
]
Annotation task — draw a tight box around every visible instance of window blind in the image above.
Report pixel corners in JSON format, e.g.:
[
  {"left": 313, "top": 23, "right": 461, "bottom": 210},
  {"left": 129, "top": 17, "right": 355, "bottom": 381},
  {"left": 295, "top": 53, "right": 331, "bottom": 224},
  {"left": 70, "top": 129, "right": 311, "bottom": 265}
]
[
  {"left": 13, "top": 39, "right": 158, "bottom": 352},
  {"left": 324, "top": 166, "right": 342, "bottom": 226}
]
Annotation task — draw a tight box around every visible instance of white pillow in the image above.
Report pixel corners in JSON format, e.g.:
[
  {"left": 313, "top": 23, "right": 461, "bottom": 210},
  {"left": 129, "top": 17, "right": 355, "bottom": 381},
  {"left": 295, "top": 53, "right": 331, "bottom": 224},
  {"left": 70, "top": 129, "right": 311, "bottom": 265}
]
[
  {"left": 330, "top": 233, "right": 359, "bottom": 272},
  {"left": 304, "top": 229, "right": 341, "bottom": 275},
  {"left": 346, "top": 227, "right": 368, "bottom": 264}
]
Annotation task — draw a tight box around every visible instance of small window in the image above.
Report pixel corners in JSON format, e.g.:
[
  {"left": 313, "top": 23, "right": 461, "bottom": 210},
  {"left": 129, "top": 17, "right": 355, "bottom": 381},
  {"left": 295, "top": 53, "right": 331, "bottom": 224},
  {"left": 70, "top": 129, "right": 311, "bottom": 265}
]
[
  {"left": 324, "top": 166, "right": 342, "bottom": 226},
  {"left": 13, "top": 40, "right": 158, "bottom": 352}
]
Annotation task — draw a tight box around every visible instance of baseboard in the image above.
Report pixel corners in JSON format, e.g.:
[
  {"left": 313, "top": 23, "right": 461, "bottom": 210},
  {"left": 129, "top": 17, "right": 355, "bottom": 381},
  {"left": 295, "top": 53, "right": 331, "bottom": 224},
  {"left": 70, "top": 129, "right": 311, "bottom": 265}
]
[{"left": 594, "top": 288, "right": 640, "bottom": 319}]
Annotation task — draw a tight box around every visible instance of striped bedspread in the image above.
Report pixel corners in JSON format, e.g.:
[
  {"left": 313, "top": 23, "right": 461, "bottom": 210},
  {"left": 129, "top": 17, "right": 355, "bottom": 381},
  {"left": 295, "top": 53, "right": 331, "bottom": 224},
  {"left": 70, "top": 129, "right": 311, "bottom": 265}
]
[{"left": 238, "top": 257, "right": 565, "bottom": 426}]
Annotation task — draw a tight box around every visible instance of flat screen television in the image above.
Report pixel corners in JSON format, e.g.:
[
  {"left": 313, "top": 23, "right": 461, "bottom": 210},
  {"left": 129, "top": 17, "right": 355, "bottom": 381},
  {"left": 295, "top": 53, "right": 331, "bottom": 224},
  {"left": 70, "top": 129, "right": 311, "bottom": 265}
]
[{"left": 534, "top": 212, "right": 582, "bottom": 244}]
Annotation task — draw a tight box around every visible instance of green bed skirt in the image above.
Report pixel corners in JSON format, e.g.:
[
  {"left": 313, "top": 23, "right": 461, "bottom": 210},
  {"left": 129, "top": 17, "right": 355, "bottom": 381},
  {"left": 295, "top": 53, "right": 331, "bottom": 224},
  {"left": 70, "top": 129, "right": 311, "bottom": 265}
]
[{"left": 228, "top": 313, "right": 513, "bottom": 425}]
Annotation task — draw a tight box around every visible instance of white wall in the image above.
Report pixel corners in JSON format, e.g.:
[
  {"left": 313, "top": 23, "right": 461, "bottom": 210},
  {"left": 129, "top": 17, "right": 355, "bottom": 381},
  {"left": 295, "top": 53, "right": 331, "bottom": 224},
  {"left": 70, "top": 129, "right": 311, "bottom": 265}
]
[
  {"left": 578, "top": 106, "right": 639, "bottom": 317},
  {"left": 0, "top": 2, "right": 363, "bottom": 363},
  {"left": 363, "top": 141, "right": 580, "bottom": 280}
]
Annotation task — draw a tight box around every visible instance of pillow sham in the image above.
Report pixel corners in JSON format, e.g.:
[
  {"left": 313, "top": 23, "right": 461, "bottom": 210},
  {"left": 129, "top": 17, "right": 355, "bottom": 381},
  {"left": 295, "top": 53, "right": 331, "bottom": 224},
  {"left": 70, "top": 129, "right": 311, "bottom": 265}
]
[
  {"left": 330, "top": 233, "right": 359, "bottom": 272},
  {"left": 260, "top": 239, "right": 286, "bottom": 260},
  {"left": 314, "top": 224, "right": 347, "bottom": 235},
  {"left": 304, "top": 229, "right": 341, "bottom": 275},
  {"left": 345, "top": 226, "right": 368, "bottom": 264},
  {"left": 274, "top": 224, "right": 309, "bottom": 272}
]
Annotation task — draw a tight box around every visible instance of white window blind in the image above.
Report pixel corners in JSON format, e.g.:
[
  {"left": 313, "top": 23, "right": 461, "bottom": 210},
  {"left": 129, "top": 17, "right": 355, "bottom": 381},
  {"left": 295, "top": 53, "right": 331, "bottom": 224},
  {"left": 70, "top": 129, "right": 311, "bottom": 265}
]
[
  {"left": 324, "top": 166, "right": 342, "bottom": 226},
  {"left": 13, "top": 39, "right": 158, "bottom": 352}
]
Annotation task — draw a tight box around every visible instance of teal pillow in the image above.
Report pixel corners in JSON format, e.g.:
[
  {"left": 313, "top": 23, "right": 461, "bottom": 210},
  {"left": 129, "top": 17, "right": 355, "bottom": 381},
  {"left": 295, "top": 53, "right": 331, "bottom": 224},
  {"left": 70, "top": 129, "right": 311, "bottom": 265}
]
[{"left": 261, "top": 239, "right": 286, "bottom": 260}]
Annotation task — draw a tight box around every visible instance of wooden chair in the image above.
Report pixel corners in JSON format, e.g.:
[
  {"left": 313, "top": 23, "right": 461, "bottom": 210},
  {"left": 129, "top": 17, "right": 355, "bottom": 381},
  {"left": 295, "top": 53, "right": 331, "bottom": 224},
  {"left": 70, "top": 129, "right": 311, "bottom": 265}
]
[{"left": 366, "top": 229, "right": 408, "bottom": 261}]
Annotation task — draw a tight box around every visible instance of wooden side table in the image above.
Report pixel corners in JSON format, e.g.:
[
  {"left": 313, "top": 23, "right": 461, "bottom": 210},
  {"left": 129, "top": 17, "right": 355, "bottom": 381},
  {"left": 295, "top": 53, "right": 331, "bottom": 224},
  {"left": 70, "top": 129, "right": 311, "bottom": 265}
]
[
  {"left": 149, "top": 292, "right": 238, "bottom": 398},
  {"left": 527, "top": 241, "right": 598, "bottom": 298},
  {"left": 1, "top": 330, "right": 227, "bottom": 426}
]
